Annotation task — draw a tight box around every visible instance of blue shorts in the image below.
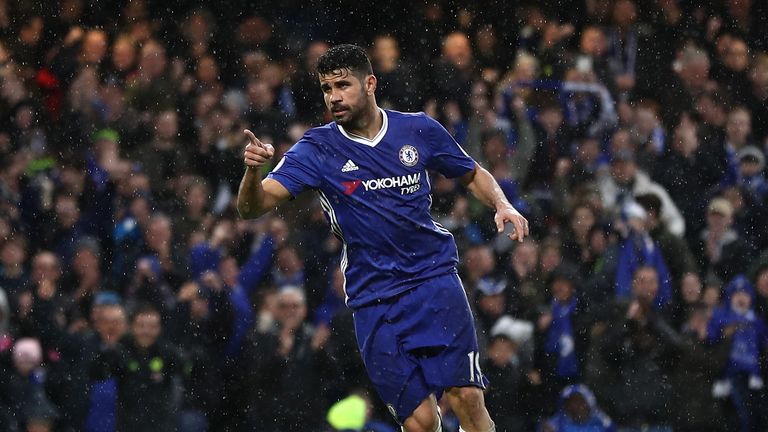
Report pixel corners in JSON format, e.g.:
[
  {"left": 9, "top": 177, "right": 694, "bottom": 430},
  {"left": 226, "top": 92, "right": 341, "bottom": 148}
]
[{"left": 353, "top": 272, "right": 488, "bottom": 424}]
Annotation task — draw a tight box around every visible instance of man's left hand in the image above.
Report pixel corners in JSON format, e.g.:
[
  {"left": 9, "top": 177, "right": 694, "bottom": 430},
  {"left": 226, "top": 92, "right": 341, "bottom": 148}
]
[{"left": 495, "top": 206, "right": 529, "bottom": 242}]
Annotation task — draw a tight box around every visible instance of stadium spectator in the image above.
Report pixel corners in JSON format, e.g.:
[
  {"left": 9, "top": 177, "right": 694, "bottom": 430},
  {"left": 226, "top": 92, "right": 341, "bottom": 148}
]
[
  {"left": 695, "top": 197, "right": 753, "bottom": 282},
  {"left": 652, "top": 113, "right": 724, "bottom": 235},
  {"left": 534, "top": 264, "right": 592, "bottom": 409},
  {"left": 171, "top": 274, "right": 233, "bottom": 432},
  {"left": 707, "top": 275, "right": 768, "bottom": 432},
  {"left": 669, "top": 302, "right": 730, "bottom": 431},
  {"left": 598, "top": 148, "right": 685, "bottom": 237},
  {"left": 0, "top": 338, "right": 58, "bottom": 432},
  {"left": 634, "top": 193, "right": 698, "bottom": 287},
  {"left": 92, "top": 304, "right": 183, "bottom": 432},
  {"left": 753, "top": 266, "right": 768, "bottom": 317},
  {"left": 369, "top": 35, "right": 421, "bottom": 112},
  {"left": 661, "top": 45, "right": 715, "bottom": 127},
  {"left": 0, "top": 235, "right": 29, "bottom": 298},
  {"left": 539, "top": 384, "right": 615, "bottom": 432},
  {"left": 239, "top": 286, "right": 333, "bottom": 431},
  {"left": 483, "top": 316, "right": 535, "bottom": 431},
  {"left": 431, "top": 31, "right": 475, "bottom": 116},
  {"left": 745, "top": 53, "right": 768, "bottom": 142},
  {"left": 616, "top": 201, "right": 672, "bottom": 308},
  {"left": 597, "top": 265, "right": 679, "bottom": 431}
]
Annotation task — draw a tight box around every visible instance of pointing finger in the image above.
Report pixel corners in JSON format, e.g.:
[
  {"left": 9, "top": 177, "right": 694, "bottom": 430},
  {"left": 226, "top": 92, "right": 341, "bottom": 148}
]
[{"left": 244, "top": 129, "right": 264, "bottom": 148}]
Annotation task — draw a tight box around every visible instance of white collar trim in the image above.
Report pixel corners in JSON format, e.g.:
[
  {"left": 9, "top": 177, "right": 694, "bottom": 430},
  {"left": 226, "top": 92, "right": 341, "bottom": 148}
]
[{"left": 337, "top": 108, "right": 388, "bottom": 147}]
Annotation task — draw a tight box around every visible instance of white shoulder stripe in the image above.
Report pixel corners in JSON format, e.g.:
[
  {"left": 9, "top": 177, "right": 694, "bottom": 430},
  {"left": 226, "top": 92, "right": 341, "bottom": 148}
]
[{"left": 273, "top": 156, "right": 286, "bottom": 172}]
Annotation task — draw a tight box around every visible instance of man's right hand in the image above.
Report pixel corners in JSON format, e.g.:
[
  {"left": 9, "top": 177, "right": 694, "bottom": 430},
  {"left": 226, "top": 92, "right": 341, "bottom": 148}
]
[{"left": 243, "top": 129, "right": 275, "bottom": 169}]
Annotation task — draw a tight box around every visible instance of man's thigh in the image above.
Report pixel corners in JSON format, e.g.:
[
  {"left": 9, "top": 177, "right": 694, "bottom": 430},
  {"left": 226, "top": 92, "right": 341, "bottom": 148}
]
[{"left": 353, "top": 273, "right": 487, "bottom": 423}]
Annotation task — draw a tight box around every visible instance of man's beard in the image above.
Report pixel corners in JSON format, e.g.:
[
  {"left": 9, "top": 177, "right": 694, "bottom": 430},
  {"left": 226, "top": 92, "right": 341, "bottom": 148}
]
[
  {"left": 332, "top": 105, "right": 357, "bottom": 126},
  {"left": 332, "top": 90, "right": 366, "bottom": 127}
]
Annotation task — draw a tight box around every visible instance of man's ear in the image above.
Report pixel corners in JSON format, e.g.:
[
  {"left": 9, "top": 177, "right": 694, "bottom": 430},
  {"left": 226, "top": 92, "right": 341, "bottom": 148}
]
[{"left": 366, "top": 74, "right": 377, "bottom": 95}]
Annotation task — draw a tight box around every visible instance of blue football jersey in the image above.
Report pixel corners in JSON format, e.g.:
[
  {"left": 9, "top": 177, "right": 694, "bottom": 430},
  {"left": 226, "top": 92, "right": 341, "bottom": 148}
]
[{"left": 267, "top": 109, "right": 476, "bottom": 308}]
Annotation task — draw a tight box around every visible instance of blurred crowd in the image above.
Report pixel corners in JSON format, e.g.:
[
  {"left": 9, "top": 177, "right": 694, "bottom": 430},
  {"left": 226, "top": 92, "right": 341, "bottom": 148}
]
[{"left": 1, "top": 0, "right": 768, "bottom": 431}]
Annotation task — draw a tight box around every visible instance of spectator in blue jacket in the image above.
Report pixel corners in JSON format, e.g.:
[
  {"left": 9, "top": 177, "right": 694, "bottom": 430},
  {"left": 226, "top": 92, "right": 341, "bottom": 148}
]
[
  {"left": 707, "top": 275, "right": 768, "bottom": 432},
  {"left": 540, "top": 384, "right": 615, "bottom": 432},
  {"left": 614, "top": 201, "right": 673, "bottom": 308}
]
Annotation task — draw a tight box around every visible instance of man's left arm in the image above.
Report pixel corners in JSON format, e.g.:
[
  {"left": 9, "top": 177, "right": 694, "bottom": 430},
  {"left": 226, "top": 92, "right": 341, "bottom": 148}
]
[{"left": 460, "top": 164, "right": 529, "bottom": 242}]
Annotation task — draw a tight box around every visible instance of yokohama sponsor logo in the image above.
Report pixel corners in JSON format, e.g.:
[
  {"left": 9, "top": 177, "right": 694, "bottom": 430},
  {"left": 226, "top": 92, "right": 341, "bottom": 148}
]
[{"left": 362, "top": 173, "right": 421, "bottom": 191}]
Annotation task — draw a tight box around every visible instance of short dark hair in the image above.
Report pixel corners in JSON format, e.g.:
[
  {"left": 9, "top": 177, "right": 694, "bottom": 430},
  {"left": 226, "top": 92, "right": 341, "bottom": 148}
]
[
  {"left": 316, "top": 44, "right": 373, "bottom": 77},
  {"left": 131, "top": 303, "right": 161, "bottom": 323},
  {"left": 635, "top": 193, "right": 663, "bottom": 216}
]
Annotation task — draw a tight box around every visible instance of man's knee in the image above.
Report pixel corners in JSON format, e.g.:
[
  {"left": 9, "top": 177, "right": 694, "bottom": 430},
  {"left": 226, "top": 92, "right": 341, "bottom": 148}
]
[
  {"left": 402, "top": 397, "right": 441, "bottom": 432},
  {"left": 447, "top": 386, "right": 485, "bottom": 410},
  {"left": 402, "top": 415, "right": 439, "bottom": 432}
]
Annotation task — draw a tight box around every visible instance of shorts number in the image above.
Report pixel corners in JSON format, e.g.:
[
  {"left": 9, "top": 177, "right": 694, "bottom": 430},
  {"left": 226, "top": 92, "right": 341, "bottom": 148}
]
[{"left": 467, "top": 351, "right": 482, "bottom": 383}]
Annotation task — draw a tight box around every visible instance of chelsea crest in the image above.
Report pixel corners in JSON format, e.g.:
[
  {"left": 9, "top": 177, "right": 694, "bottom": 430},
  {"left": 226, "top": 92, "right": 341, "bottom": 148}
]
[{"left": 399, "top": 145, "right": 419, "bottom": 167}]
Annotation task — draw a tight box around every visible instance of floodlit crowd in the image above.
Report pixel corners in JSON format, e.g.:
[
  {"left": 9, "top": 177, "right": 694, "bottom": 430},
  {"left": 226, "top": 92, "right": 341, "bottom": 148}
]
[{"left": 1, "top": 0, "right": 768, "bottom": 431}]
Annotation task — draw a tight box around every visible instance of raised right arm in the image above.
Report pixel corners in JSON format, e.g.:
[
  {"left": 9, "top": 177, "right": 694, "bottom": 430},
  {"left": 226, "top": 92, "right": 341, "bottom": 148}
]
[{"left": 237, "top": 129, "right": 292, "bottom": 219}]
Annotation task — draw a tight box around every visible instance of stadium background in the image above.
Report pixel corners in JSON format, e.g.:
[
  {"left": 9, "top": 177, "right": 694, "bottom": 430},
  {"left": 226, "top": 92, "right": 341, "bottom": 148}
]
[{"left": 1, "top": 0, "right": 768, "bottom": 431}]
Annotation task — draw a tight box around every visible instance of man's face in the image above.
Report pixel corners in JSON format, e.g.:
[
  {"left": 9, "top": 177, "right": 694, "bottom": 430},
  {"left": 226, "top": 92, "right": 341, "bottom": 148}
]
[
  {"left": 612, "top": 0, "right": 637, "bottom": 27},
  {"left": 681, "top": 273, "right": 702, "bottom": 304},
  {"left": 13, "top": 354, "right": 38, "bottom": 377},
  {"left": 564, "top": 393, "right": 590, "bottom": 423},
  {"left": 319, "top": 69, "right": 372, "bottom": 127},
  {"left": 681, "top": 58, "right": 710, "bottom": 89},
  {"left": 488, "top": 337, "right": 516, "bottom": 367},
  {"left": 572, "top": 206, "right": 596, "bottom": 237},
  {"left": 73, "top": 248, "right": 99, "bottom": 275},
  {"left": 750, "top": 59, "right": 768, "bottom": 88},
  {"left": 724, "top": 40, "right": 749, "bottom": 72},
  {"left": 731, "top": 291, "right": 752, "bottom": 313},
  {"left": 27, "top": 420, "right": 53, "bottom": 432},
  {"left": 96, "top": 305, "right": 127, "bottom": 344},
  {"left": 726, "top": 110, "right": 751, "bottom": 143},
  {"left": 275, "top": 291, "right": 307, "bottom": 331},
  {"left": 755, "top": 271, "right": 768, "bottom": 300},
  {"left": 146, "top": 218, "right": 172, "bottom": 250},
  {"left": 635, "top": 107, "right": 658, "bottom": 135},
  {"left": 82, "top": 30, "right": 108, "bottom": 64},
  {"left": 55, "top": 196, "right": 80, "bottom": 229},
  {"left": 31, "top": 253, "right": 60, "bottom": 284},
  {"left": 478, "top": 293, "right": 505, "bottom": 317},
  {"left": 740, "top": 159, "right": 762, "bottom": 177},
  {"left": 466, "top": 246, "right": 495, "bottom": 275},
  {"left": 1, "top": 242, "right": 25, "bottom": 267},
  {"left": 632, "top": 268, "right": 659, "bottom": 303},
  {"left": 706, "top": 210, "right": 732, "bottom": 233},
  {"left": 611, "top": 159, "right": 636, "bottom": 184},
  {"left": 512, "top": 243, "right": 538, "bottom": 272},
  {"left": 482, "top": 135, "right": 507, "bottom": 165},
  {"left": 111, "top": 39, "right": 135, "bottom": 72},
  {"left": 538, "top": 108, "right": 563, "bottom": 132},
  {"left": 580, "top": 28, "right": 606, "bottom": 56},
  {"left": 443, "top": 33, "right": 472, "bottom": 67},
  {"left": 132, "top": 312, "right": 161, "bottom": 349},
  {"left": 373, "top": 36, "right": 399, "bottom": 63},
  {"left": 551, "top": 279, "right": 574, "bottom": 303}
]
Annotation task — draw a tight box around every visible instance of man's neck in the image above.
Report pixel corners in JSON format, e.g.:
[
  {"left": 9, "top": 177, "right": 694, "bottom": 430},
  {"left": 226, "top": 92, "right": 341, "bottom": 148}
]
[{"left": 344, "top": 105, "right": 382, "bottom": 140}]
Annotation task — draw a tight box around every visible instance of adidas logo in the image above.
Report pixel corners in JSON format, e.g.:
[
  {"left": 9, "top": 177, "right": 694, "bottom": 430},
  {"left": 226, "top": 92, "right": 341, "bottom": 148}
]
[{"left": 341, "top": 159, "right": 359, "bottom": 172}]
